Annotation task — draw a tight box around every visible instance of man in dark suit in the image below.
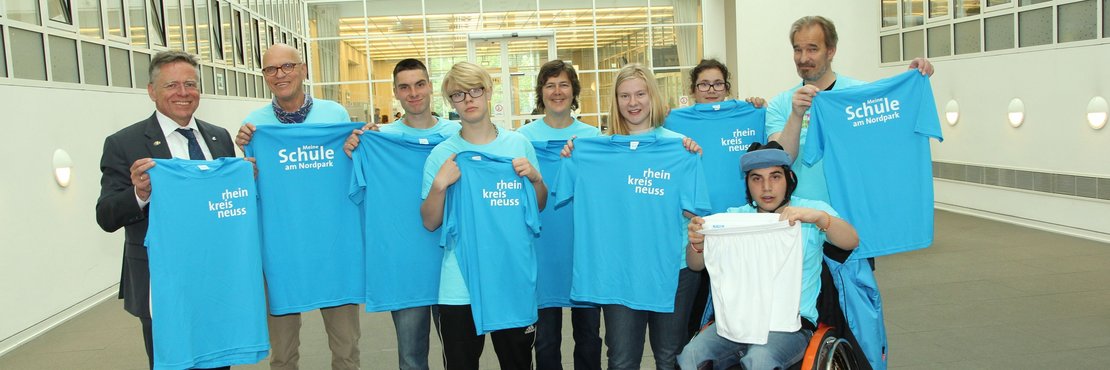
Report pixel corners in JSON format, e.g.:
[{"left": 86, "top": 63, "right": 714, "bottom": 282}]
[{"left": 95, "top": 50, "right": 235, "bottom": 370}]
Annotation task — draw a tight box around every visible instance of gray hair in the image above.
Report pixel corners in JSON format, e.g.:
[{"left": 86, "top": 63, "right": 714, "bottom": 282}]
[
  {"left": 789, "top": 16, "right": 839, "bottom": 49},
  {"left": 149, "top": 51, "right": 199, "bottom": 84}
]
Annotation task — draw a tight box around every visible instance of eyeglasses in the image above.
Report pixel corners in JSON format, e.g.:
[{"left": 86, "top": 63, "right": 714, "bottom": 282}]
[
  {"left": 162, "top": 81, "right": 199, "bottom": 91},
  {"left": 262, "top": 62, "right": 300, "bottom": 76},
  {"left": 448, "top": 87, "right": 485, "bottom": 103},
  {"left": 695, "top": 81, "right": 730, "bottom": 92}
]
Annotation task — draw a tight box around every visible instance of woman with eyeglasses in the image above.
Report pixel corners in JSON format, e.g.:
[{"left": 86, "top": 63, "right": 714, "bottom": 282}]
[{"left": 419, "top": 61, "right": 546, "bottom": 370}]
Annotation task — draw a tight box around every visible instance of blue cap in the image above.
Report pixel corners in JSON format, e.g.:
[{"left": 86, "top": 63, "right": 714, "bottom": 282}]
[{"left": 740, "top": 148, "right": 792, "bottom": 172}]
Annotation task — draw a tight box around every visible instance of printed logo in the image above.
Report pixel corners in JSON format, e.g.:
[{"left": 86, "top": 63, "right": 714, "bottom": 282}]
[
  {"left": 483, "top": 179, "right": 523, "bottom": 207},
  {"left": 720, "top": 128, "right": 757, "bottom": 152},
  {"left": 628, "top": 168, "right": 669, "bottom": 196},
  {"left": 278, "top": 145, "right": 336, "bottom": 171},
  {"left": 209, "top": 187, "right": 249, "bottom": 219},
  {"left": 845, "top": 97, "right": 901, "bottom": 127}
]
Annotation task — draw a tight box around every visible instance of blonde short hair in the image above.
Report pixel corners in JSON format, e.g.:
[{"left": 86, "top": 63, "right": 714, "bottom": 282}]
[
  {"left": 608, "top": 63, "right": 668, "bottom": 135},
  {"left": 441, "top": 61, "right": 493, "bottom": 103}
]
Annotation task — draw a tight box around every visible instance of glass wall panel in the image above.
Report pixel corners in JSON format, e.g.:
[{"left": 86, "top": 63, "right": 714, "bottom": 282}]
[
  {"left": 165, "top": 0, "right": 183, "bottom": 50},
  {"left": 256, "top": 75, "right": 266, "bottom": 98},
  {"left": 652, "top": 25, "right": 701, "bottom": 69},
  {"left": 313, "top": 83, "right": 370, "bottom": 121},
  {"left": 1058, "top": 0, "right": 1096, "bottom": 43},
  {"left": 12, "top": 28, "right": 47, "bottom": 80},
  {"left": 133, "top": 50, "right": 150, "bottom": 86},
  {"left": 574, "top": 71, "right": 600, "bottom": 116},
  {"left": 539, "top": 0, "right": 593, "bottom": 28},
  {"left": 82, "top": 41, "right": 108, "bottom": 85},
  {"left": 130, "top": 0, "right": 147, "bottom": 48},
  {"left": 196, "top": 0, "right": 211, "bottom": 60},
  {"left": 902, "top": 29, "right": 925, "bottom": 60},
  {"left": 213, "top": 67, "right": 226, "bottom": 94},
  {"left": 202, "top": 64, "right": 214, "bottom": 93},
  {"left": 927, "top": 25, "right": 951, "bottom": 57},
  {"left": 903, "top": 0, "right": 924, "bottom": 27},
  {"left": 182, "top": 0, "right": 197, "bottom": 54},
  {"left": 5, "top": 0, "right": 42, "bottom": 25},
  {"left": 483, "top": 0, "right": 539, "bottom": 29},
  {"left": 954, "top": 19, "right": 981, "bottom": 54},
  {"left": 226, "top": 67, "right": 237, "bottom": 93},
  {"left": 220, "top": 1, "right": 232, "bottom": 64},
  {"left": 106, "top": 0, "right": 125, "bottom": 37},
  {"left": 929, "top": 0, "right": 948, "bottom": 18},
  {"left": 595, "top": 0, "right": 648, "bottom": 25},
  {"left": 1018, "top": 7, "right": 1051, "bottom": 47},
  {"left": 984, "top": 13, "right": 1015, "bottom": 51},
  {"left": 0, "top": 28, "right": 6, "bottom": 77},
  {"left": 367, "top": 35, "right": 424, "bottom": 77},
  {"left": 987, "top": 0, "right": 1011, "bottom": 6},
  {"left": 1018, "top": 0, "right": 1050, "bottom": 5},
  {"left": 1104, "top": 0, "right": 1109, "bottom": 38},
  {"left": 883, "top": 0, "right": 898, "bottom": 27},
  {"left": 109, "top": 46, "right": 131, "bottom": 86},
  {"left": 48, "top": 0, "right": 73, "bottom": 24},
  {"left": 597, "top": 27, "right": 648, "bottom": 70},
  {"left": 310, "top": 37, "right": 368, "bottom": 83},
  {"left": 881, "top": 33, "right": 901, "bottom": 62},
  {"left": 653, "top": 68, "right": 687, "bottom": 108},
  {"left": 652, "top": 0, "right": 700, "bottom": 25},
  {"left": 77, "top": 0, "right": 104, "bottom": 38},
  {"left": 555, "top": 29, "right": 596, "bottom": 71},
  {"left": 954, "top": 0, "right": 981, "bottom": 18},
  {"left": 49, "top": 35, "right": 80, "bottom": 83},
  {"left": 148, "top": 0, "right": 166, "bottom": 46}
]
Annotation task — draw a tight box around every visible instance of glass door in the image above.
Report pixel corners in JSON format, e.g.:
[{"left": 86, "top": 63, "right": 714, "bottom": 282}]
[{"left": 467, "top": 32, "right": 556, "bottom": 129}]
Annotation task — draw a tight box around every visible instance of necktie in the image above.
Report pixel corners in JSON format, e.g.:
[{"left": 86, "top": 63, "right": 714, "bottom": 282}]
[{"left": 176, "top": 128, "right": 206, "bottom": 160}]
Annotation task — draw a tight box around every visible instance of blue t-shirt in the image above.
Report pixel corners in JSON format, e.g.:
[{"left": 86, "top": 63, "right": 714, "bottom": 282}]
[
  {"left": 245, "top": 122, "right": 366, "bottom": 314},
  {"left": 350, "top": 131, "right": 447, "bottom": 312},
  {"left": 766, "top": 74, "right": 867, "bottom": 204},
  {"left": 516, "top": 117, "right": 601, "bottom": 140},
  {"left": 519, "top": 118, "right": 601, "bottom": 308},
  {"left": 421, "top": 125, "right": 540, "bottom": 305},
  {"left": 441, "top": 151, "right": 542, "bottom": 334},
  {"left": 379, "top": 117, "right": 462, "bottom": 137},
  {"left": 804, "top": 70, "right": 942, "bottom": 259},
  {"left": 552, "top": 133, "right": 711, "bottom": 312},
  {"left": 665, "top": 100, "right": 766, "bottom": 213},
  {"left": 723, "top": 197, "right": 837, "bottom": 326},
  {"left": 243, "top": 98, "right": 351, "bottom": 125},
  {"left": 145, "top": 158, "right": 268, "bottom": 370}
]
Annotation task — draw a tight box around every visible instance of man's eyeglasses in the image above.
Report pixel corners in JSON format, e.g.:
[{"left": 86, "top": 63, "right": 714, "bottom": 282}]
[
  {"left": 695, "top": 81, "right": 730, "bottom": 92},
  {"left": 262, "top": 62, "right": 301, "bottom": 76},
  {"left": 448, "top": 87, "right": 485, "bottom": 103}
]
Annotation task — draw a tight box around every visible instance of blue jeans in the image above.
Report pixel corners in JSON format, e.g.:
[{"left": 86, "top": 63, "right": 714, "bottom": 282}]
[
  {"left": 535, "top": 306, "right": 602, "bottom": 370},
  {"left": 603, "top": 268, "right": 701, "bottom": 370},
  {"left": 676, "top": 322, "right": 812, "bottom": 370},
  {"left": 391, "top": 306, "right": 438, "bottom": 370}
]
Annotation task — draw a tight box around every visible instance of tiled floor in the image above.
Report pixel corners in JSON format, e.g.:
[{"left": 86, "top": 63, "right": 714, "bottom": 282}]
[{"left": 2, "top": 210, "right": 1109, "bottom": 369}]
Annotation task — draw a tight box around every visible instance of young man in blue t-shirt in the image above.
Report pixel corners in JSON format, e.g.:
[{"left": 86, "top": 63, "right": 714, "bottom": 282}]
[
  {"left": 233, "top": 43, "right": 360, "bottom": 370},
  {"left": 515, "top": 59, "right": 603, "bottom": 370},
  {"left": 678, "top": 142, "right": 859, "bottom": 370}
]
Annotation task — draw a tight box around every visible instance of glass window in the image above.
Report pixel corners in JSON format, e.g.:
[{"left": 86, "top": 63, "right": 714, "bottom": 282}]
[
  {"left": 5, "top": 0, "right": 42, "bottom": 25},
  {"left": 954, "top": 19, "right": 981, "bottom": 54},
  {"left": 927, "top": 25, "right": 952, "bottom": 57},
  {"left": 1058, "top": 0, "right": 1097, "bottom": 43},
  {"left": 106, "top": 0, "right": 125, "bottom": 37},
  {"left": 109, "top": 46, "right": 131, "bottom": 87},
  {"left": 201, "top": 64, "right": 214, "bottom": 93},
  {"left": 984, "top": 13, "right": 1015, "bottom": 51},
  {"left": 226, "top": 67, "right": 237, "bottom": 93},
  {"left": 903, "top": 0, "right": 924, "bottom": 27},
  {"left": 82, "top": 41, "right": 108, "bottom": 85},
  {"left": 256, "top": 75, "right": 265, "bottom": 98},
  {"left": 49, "top": 35, "right": 79, "bottom": 83},
  {"left": 882, "top": 0, "right": 898, "bottom": 27},
  {"left": 182, "top": 0, "right": 197, "bottom": 54},
  {"left": 483, "top": 0, "right": 539, "bottom": 29},
  {"left": 556, "top": 29, "right": 597, "bottom": 71},
  {"left": 313, "top": 83, "right": 369, "bottom": 121},
  {"left": 243, "top": 70, "right": 254, "bottom": 96},
  {"left": 1104, "top": 0, "right": 1109, "bottom": 38},
  {"left": 213, "top": 67, "right": 226, "bottom": 94},
  {"left": 597, "top": 27, "right": 649, "bottom": 70},
  {"left": 902, "top": 30, "right": 925, "bottom": 60},
  {"left": 165, "top": 0, "right": 182, "bottom": 50},
  {"left": 233, "top": 9, "right": 243, "bottom": 65},
  {"left": 929, "top": 0, "right": 949, "bottom": 18},
  {"left": 540, "top": 0, "right": 593, "bottom": 28},
  {"left": 195, "top": 0, "right": 210, "bottom": 60},
  {"left": 132, "top": 51, "right": 150, "bottom": 86},
  {"left": 987, "top": 0, "right": 1012, "bottom": 6},
  {"left": 653, "top": 69, "right": 687, "bottom": 108},
  {"left": 48, "top": 0, "right": 73, "bottom": 24},
  {"left": 76, "top": 0, "right": 103, "bottom": 38},
  {"left": 252, "top": 18, "right": 262, "bottom": 66},
  {"left": 129, "top": 0, "right": 147, "bottom": 48},
  {"left": 881, "top": 34, "right": 901, "bottom": 62},
  {"left": 367, "top": 35, "right": 422, "bottom": 73},
  {"left": 1018, "top": 7, "right": 1052, "bottom": 47},
  {"left": 310, "top": 37, "right": 368, "bottom": 83},
  {"left": 11, "top": 28, "right": 47, "bottom": 80},
  {"left": 595, "top": 0, "right": 648, "bottom": 25},
  {"left": 1018, "top": 0, "right": 1051, "bottom": 5},
  {"left": 148, "top": 0, "right": 166, "bottom": 46},
  {"left": 256, "top": 19, "right": 267, "bottom": 57},
  {"left": 0, "top": 28, "right": 6, "bottom": 77},
  {"left": 651, "top": 0, "right": 701, "bottom": 25},
  {"left": 211, "top": 0, "right": 225, "bottom": 61},
  {"left": 423, "top": 0, "right": 478, "bottom": 33},
  {"left": 652, "top": 25, "right": 702, "bottom": 68},
  {"left": 955, "top": 0, "right": 982, "bottom": 18}
]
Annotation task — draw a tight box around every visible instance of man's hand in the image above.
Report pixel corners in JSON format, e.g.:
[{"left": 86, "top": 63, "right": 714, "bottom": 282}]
[
  {"left": 512, "top": 157, "right": 542, "bottom": 184},
  {"left": 431, "top": 154, "right": 461, "bottom": 192},
  {"left": 130, "top": 158, "right": 155, "bottom": 201},
  {"left": 908, "top": 57, "right": 935, "bottom": 77},
  {"left": 681, "top": 137, "right": 702, "bottom": 155},
  {"left": 235, "top": 123, "right": 256, "bottom": 149},
  {"left": 791, "top": 85, "right": 819, "bottom": 119},
  {"left": 745, "top": 96, "right": 767, "bottom": 108},
  {"left": 688, "top": 216, "right": 706, "bottom": 246},
  {"left": 343, "top": 123, "right": 379, "bottom": 157}
]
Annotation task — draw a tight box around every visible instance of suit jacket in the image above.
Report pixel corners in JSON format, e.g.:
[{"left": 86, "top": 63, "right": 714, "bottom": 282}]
[{"left": 95, "top": 113, "right": 236, "bottom": 318}]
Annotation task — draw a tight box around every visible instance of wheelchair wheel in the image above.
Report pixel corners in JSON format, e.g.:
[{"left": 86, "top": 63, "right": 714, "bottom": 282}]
[{"left": 814, "top": 337, "right": 858, "bottom": 370}]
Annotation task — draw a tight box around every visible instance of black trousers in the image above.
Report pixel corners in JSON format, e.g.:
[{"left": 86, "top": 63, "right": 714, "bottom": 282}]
[
  {"left": 437, "top": 304, "right": 536, "bottom": 370},
  {"left": 140, "top": 316, "right": 231, "bottom": 370}
]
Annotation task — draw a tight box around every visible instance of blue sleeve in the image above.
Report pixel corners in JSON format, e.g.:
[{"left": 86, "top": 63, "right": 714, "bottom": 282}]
[
  {"left": 552, "top": 155, "right": 577, "bottom": 209},
  {"left": 913, "top": 74, "right": 944, "bottom": 142},
  {"left": 348, "top": 145, "right": 367, "bottom": 205},
  {"left": 438, "top": 184, "right": 457, "bottom": 247},
  {"left": 801, "top": 100, "right": 826, "bottom": 166},
  {"left": 524, "top": 179, "right": 542, "bottom": 236},
  {"left": 765, "top": 89, "right": 792, "bottom": 139},
  {"left": 422, "top": 146, "right": 450, "bottom": 199},
  {"left": 682, "top": 154, "right": 713, "bottom": 216}
]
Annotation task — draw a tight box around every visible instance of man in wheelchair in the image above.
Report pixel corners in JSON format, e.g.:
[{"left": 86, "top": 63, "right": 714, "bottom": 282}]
[{"left": 677, "top": 142, "right": 860, "bottom": 370}]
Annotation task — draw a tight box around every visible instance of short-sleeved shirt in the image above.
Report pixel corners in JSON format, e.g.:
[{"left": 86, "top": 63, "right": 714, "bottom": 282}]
[
  {"left": 516, "top": 117, "right": 601, "bottom": 140},
  {"left": 243, "top": 98, "right": 351, "bottom": 125},
  {"left": 379, "top": 117, "right": 461, "bottom": 137},
  {"left": 421, "top": 125, "right": 540, "bottom": 304},
  {"left": 765, "top": 74, "right": 867, "bottom": 204}
]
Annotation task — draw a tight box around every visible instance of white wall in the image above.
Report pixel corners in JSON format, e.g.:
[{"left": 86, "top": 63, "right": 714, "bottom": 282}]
[
  {"left": 731, "top": 0, "right": 1110, "bottom": 240},
  {"left": 0, "top": 81, "right": 264, "bottom": 354}
]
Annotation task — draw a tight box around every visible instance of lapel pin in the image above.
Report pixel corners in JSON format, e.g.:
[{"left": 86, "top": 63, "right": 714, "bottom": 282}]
[
  {"left": 153, "top": 141, "right": 162, "bottom": 146},
  {"left": 211, "top": 136, "right": 217, "bottom": 141}
]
